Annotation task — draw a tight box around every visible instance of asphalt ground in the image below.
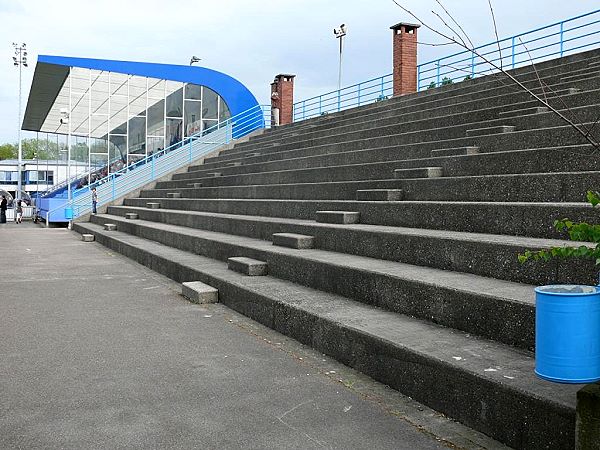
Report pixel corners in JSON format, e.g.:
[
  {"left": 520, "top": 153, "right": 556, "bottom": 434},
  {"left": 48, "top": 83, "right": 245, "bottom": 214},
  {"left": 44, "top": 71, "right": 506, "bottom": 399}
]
[{"left": 0, "top": 221, "right": 505, "bottom": 449}]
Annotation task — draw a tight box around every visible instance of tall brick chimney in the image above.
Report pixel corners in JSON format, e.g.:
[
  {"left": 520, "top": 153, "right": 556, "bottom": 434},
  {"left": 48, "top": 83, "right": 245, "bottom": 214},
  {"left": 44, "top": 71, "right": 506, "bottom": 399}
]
[
  {"left": 270, "top": 74, "right": 295, "bottom": 126},
  {"left": 390, "top": 22, "right": 420, "bottom": 96}
]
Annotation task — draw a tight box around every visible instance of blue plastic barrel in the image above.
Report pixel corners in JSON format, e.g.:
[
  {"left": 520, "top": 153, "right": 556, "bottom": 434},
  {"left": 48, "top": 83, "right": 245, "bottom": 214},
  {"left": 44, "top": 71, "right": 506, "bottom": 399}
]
[
  {"left": 535, "top": 285, "right": 600, "bottom": 383},
  {"left": 64, "top": 207, "right": 73, "bottom": 220}
]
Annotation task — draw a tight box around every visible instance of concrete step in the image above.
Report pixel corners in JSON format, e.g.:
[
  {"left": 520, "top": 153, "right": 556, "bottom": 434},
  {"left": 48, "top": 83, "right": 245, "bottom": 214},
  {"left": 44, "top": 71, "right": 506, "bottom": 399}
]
[
  {"left": 201, "top": 117, "right": 595, "bottom": 176},
  {"left": 356, "top": 189, "right": 404, "bottom": 201},
  {"left": 146, "top": 169, "right": 600, "bottom": 203},
  {"left": 123, "top": 197, "right": 595, "bottom": 240},
  {"left": 72, "top": 221, "right": 581, "bottom": 450},
  {"left": 394, "top": 167, "right": 443, "bottom": 179},
  {"left": 230, "top": 55, "right": 600, "bottom": 154},
  {"left": 213, "top": 101, "right": 593, "bottom": 166},
  {"left": 499, "top": 106, "right": 549, "bottom": 118},
  {"left": 561, "top": 71, "right": 600, "bottom": 83},
  {"left": 105, "top": 205, "right": 596, "bottom": 287},
  {"left": 466, "top": 125, "right": 516, "bottom": 137},
  {"left": 158, "top": 145, "right": 598, "bottom": 193},
  {"left": 430, "top": 146, "right": 479, "bottom": 157},
  {"left": 226, "top": 80, "right": 598, "bottom": 159}
]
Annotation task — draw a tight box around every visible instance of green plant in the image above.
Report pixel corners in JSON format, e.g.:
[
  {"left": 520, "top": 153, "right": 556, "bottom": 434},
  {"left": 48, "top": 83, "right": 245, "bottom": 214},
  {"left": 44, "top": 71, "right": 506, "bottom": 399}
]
[
  {"left": 518, "top": 191, "right": 600, "bottom": 265},
  {"left": 464, "top": 75, "right": 472, "bottom": 81},
  {"left": 427, "top": 81, "right": 437, "bottom": 90},
  {"left": 441, "top": 76, "right": 453, "bottom": 85}
]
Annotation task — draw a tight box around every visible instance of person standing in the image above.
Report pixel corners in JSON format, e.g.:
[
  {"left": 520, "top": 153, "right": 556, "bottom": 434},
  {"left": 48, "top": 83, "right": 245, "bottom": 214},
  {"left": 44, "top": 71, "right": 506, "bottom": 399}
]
[
  {"left": 0, "top": 196, "right": 7, "bottom": 224},
  {"left": 92, "top": 187, "right": 98, "bottom": 214},
  {"left": 15, "top": 199, "right": 23, "bottom": 224}
]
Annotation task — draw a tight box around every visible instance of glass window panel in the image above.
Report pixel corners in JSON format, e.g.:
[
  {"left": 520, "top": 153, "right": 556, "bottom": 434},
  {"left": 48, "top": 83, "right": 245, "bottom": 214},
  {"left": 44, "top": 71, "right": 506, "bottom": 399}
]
[
  {"left": 29, "top": 171, "right": 38, "bottom": 182},
  {"left": 147, "top": 137, "right": 164, "bottom": 155},
  {"left": 202, "top": 87, "right": 218, "bottom": 119},
  {"left": 148, "top": 78, "right": 165, "bottom": 99},
  {"left": 202, "top": 119, "right": 218, "bottom": 135},
  {"left": 109, "top": 135, "right": 127, "bottom": 163},
  {"left": 147, "top": 99, "right": 164, "bottom": 136},
  {"left": 90, "top": 138, "right": 108, "bottom": 154},
  {"left": 166, "top": 118, "right": 182, "bottom": 148},
  {"left": 110, "top": 73, "right": 128, "bottom": 95},
  {"left": 71, "top": 138, "right": 89, "bottom": 164},
  {"left": 129, "top": 96, "right": 147, "bottom": 117},
  {"left": 128, "top": 116, "right": 146, "bottom": 154},
  {"left": 219, "top": 98, "right": 231, "bottom": 121},
  {"left": 184, "top": 100, "right": 202, "bottom": 137},
  {"left": 129, "top": 76, "right": 147, "bottom": 98},
  {"left": 109, "top": 104, "right": 128, "bottom": 135},
  {"left": 91, "top": 115, "right": 109, "bottom": 139},
  {"left": 90, "top": 153, "right": 108, "bottom": 169},
  {"left": 166, "top": 88, "right": 183, "bottom": 117},
  {"left": 127, "top": 154, "right": 145, "bottom": 167},
  {"left": 185, "top": 83, "right": 202, "bottom": 100}
]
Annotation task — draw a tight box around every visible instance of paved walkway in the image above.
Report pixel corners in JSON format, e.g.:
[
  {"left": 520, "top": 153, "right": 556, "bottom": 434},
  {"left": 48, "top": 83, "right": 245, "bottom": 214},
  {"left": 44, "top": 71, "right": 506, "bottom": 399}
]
[{"left": 0, "top": 223, "right": 503, "bottom": 449}]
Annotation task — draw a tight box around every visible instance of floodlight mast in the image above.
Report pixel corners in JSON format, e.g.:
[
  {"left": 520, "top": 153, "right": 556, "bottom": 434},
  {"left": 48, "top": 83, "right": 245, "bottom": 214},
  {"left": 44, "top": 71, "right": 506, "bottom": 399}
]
[
  {"left": 12, "top": 42, "right": 27, "bottom": 202},
  {"left": 333, "top": 24, "right": 347, "bottom": 93},
  {"left": 190, "top": 56, "right": 201, "bottom": 66}
]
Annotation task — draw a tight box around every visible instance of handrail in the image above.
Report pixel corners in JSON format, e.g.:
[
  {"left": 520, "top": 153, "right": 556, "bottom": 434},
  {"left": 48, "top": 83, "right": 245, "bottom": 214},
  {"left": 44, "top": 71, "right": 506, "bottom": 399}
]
[
  {"left": 292, "top": 8, "right": 600, "bottom": 121},
  {"left": 45, "top": 104, "right": 271, "bottom": 225}
]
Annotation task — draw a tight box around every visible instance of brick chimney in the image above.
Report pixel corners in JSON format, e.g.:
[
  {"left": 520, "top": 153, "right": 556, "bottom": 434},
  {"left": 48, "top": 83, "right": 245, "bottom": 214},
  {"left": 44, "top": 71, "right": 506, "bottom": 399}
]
[
  {"left": 390, "top": 22, "right": 420, "bottom": 96},
  {"left": 270, "top": 74, "right": 295, "bottom": 126}
]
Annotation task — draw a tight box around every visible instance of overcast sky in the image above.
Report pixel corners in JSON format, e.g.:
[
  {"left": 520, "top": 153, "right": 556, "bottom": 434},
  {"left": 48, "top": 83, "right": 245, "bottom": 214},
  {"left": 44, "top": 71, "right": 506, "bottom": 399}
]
[{"left": 0, "top": 0, "right": 595, "bottom": 143}]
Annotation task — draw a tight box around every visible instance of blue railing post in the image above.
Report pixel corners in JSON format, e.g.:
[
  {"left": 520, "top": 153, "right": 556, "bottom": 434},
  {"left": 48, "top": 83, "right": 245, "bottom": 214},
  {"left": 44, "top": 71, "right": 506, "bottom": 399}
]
[
  {"left": 189, "top": 138, "right": 193, "bottom": 162},
  {"left": 417, "top": 67, "right": 421, "bottom": 91},
  {"left": 380, "top": 77, "right": 384, "bottom": 97},
  {"left": 151, "top": 154, "right": 155, "bottom": 179},
  {"left": 337, "top": 89, "right": 341, "bottom": 112},
  {"left": 319, "top": 96, "right": 322, "bottom": 115},
  {"left": 511, "top": 36, "right": 516, "bottom": 68},
  {"left": 471, "top": 53, "right": 475, "bottom": 78},
  {"left": 560, "top": 21, "right": 564, "bottom": 57},
  {"left": 436, "top": 60, "right": 441, "bottom": 87},
  {"left": 357, "top": 83, "right": 361, "bottom": 106},
  {"left": 302, "top": 100, "right": 306, "bottom": 120}
]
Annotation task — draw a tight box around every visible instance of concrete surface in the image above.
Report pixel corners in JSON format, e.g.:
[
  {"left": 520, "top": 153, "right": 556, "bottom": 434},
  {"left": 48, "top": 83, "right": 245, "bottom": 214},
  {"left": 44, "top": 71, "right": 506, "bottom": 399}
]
[{"left": 0, "top": 223, "right": 502, "bottom": 449}]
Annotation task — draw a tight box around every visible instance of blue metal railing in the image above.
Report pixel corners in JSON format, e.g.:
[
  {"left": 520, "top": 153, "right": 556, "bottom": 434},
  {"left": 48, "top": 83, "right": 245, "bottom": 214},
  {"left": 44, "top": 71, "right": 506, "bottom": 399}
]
[
  {"left": 44, "top": 104, "right": 270, "bottom": 224},
  {"left": 292, "top": 9, "right": 600, "bottom": 121}
]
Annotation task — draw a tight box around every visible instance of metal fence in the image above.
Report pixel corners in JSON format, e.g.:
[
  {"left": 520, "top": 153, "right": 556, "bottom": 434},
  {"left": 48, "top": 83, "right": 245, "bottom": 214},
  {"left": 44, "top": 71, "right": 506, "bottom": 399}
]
[
  {"left": 45, "top": 104, "right": 271, "bottom": 225},
  {"left": 292, "top": 9, "right": 600, "bottom": 121}
]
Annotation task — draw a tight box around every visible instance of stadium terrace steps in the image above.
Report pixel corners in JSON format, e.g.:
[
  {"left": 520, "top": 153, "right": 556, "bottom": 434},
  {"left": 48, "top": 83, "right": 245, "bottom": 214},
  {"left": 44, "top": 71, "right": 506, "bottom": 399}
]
[
  {"left": 74, "top": 48, "right": 600, "bottom": 449},
  {"left": 73, "top": 221, "right": 579, "bottom": 450}
]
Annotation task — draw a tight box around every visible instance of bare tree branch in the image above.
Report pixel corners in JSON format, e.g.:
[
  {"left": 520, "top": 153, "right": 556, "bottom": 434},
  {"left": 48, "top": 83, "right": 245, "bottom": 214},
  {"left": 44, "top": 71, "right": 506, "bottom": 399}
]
[
  {"left": 435, "top": 0, "right": 475, "bottom": 49},
  {"left": 391, "top": 0, "right": 599, "bottom": 150},
  {"left": 488, "top": 0, "right": 503, "bottom": 70}
]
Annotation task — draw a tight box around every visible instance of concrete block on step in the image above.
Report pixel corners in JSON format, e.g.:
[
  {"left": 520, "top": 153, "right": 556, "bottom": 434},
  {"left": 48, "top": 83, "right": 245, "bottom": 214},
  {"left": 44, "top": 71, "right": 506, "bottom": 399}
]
[
  {"left": 227, "top": 257, "right": 268, "bottom": 276},
  {"left": 356, "top": 189, "right": 404, "bottom": 201},
  {"left": 181, "top": 281, "right": 218, "bottom": 304},
  {"left": 104, "top": 223, "right": 117, "bottom": 231},
  {"left": 315, "top": 211, "right": 360, "bottom": 224},
  {"left": 272, "top": 233, "right": 314, "bottom": 249},
  {"left": 81, "top": 234, "right": 95, "bottom": 242}
]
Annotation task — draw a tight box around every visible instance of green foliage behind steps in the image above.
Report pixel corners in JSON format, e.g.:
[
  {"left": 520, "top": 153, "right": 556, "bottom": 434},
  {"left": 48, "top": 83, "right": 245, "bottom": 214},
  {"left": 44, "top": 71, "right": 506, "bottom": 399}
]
[{"left": 518, "top": 191, "right": 600, "bottom": 266}]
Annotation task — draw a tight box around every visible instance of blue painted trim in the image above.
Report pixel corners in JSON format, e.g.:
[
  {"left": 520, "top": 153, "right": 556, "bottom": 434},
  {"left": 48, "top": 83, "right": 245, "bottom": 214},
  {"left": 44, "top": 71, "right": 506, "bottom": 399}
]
[{"left": 37, "top": 55, "right": 260, "bottom": 119}]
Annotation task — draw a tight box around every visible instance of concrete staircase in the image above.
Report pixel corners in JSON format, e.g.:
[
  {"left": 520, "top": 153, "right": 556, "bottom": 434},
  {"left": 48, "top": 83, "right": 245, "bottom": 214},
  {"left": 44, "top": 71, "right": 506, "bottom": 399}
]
[{"left": 74, "top": 48, "right": 600, "bottom": 449}]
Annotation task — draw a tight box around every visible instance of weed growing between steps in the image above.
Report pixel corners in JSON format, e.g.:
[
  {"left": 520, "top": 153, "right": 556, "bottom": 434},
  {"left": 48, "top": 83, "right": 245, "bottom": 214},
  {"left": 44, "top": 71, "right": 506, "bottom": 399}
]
[{"left": 519, "top": 190, "right": 600, "bottom": 272}]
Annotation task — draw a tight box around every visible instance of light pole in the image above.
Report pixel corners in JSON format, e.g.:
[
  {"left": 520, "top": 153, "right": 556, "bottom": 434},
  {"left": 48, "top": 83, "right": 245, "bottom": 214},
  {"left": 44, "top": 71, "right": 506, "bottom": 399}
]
[
  {"left": 333, "top": 24, "right": 347, "bottom": 111},
  {"left": 189, "top": 56, "right": 201, "bottom": 66},
  {"left": 12, "top": 42, "right": 27, "bottom": 201}
]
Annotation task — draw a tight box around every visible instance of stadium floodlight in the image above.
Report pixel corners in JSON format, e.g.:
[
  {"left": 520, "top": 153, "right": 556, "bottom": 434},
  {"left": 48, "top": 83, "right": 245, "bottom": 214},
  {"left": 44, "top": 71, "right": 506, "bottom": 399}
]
[
  {"left": 333, "top": 24, "right": 347, "bottom": 96},
  {"left": 190, "top": 56, "right": 201, "bottom": 66},
  {"left": 12, "top": 42, "right": 28, "bottom": 201}
]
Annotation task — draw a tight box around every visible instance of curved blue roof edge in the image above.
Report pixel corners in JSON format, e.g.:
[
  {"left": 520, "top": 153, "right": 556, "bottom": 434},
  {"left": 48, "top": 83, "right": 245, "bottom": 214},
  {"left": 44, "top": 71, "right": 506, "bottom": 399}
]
[{"left": 37, "top": 55, "right": 260, "bottom": 119}]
